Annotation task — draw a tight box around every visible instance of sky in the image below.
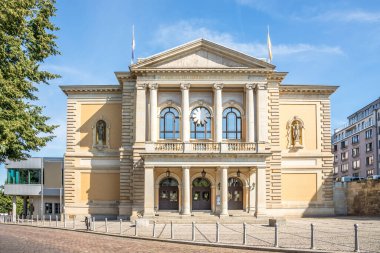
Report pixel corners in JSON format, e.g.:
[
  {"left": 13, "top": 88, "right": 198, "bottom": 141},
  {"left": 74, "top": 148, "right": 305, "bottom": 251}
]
[{"left": 1, "top": 0, "right": 380, "bottom": 183}]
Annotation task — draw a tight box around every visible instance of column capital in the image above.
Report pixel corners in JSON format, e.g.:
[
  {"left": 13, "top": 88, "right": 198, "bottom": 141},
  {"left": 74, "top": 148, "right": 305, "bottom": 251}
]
[
  {"left": 180, "top": 83, "right": 191, "bottom": 90},
  {"left": 182, "top": 166, "right": 191, "bottom": 170},
  {"left": 148, "top": 83, "right": 158, "bottom": 90},
  {"left": 144, "top": 165, "right": 155, "bottom": 170},
  {"left": 136, "top": 83, "right": 147, "bottom": 90},
  {"left": 245, "top": 83, "right": 256, "bottom": 90},
  {"left": 256, "top": 83, "right": 267, "bottom": 90},
  {"left": 213, "top": 83, "right": 224, "bottom": 90},
  {"left": 219, "top": 166, "right": 229, "bottom": 170}
]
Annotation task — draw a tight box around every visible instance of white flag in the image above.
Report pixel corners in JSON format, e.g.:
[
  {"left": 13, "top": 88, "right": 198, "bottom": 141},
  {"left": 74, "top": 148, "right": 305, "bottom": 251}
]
[
  {"left": 131, "top": 25, "right": 135, "bottom": 65},
  {"left": 267, "top": 26, "right": 273, "bottom": 63}
]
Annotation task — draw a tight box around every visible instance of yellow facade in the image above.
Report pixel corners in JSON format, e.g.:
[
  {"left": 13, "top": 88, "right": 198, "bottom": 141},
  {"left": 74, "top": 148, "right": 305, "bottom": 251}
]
[{"left": 61, "top": 39, "right": 337, "bottom": 219}]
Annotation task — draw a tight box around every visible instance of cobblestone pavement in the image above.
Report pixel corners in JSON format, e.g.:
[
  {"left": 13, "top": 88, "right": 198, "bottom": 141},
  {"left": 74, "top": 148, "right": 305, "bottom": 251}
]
[
  {"left": 2, "top": 216, "right": 380, "bottom": 253},
  {"left": 0, "top": 225, "right": 280, "bottom": 253}
]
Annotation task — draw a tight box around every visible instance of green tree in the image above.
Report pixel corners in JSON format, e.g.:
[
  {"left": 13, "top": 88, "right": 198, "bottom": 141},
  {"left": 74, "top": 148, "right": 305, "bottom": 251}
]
[
  {"left": 0, "top": 0, "right": 60, "bottom": 163},
  {"left": 0, "top": 192, "right": 23, "bottom": 215}
]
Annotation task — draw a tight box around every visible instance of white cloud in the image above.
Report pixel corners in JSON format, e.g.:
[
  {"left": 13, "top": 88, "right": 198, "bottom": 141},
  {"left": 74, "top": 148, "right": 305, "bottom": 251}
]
[
  {"left": 154, "top": 21, "right": 343, "bottom": 58},
  {"left": 315, "top": 10, "right": 380, "bottom": 23},
  {"left": 41, "top": 64, "right": 100, "bottom": 83}
]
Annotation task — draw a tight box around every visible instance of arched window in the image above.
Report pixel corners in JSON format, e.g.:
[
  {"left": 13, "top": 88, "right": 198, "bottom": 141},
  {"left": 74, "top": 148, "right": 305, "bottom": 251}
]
[
  {"left": 223, "top": 107, "right": 242, "bottom": 140},
  {"left": 160, "top": 107, "right": 180, "bottom": 139},
  {"left": 96, "top": 120, "right": 106, "bottom": 145},
  {"left": 190, "top": 106, "right": 211, "bottom": 139}
]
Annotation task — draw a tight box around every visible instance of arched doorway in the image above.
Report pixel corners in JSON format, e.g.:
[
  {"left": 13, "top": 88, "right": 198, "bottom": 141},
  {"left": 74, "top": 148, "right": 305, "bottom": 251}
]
[
  {"left": 159, "top": 177, "right": 179, "bottom": 210},
  {"left": 228, "top": 177, "right": 243, "bottom": 210},
  {"left": 192, "top": 178, "right": 211, "bottom": 210}
]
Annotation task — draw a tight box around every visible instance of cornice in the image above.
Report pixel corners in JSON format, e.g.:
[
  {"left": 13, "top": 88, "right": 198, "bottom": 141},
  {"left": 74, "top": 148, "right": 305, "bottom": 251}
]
[
  {"left": 131, "top": 68, "right": 275, "bottom": 74},
  {"left": 280, "top": 84, "right": 338, "bottom": 95},
  {"left": 60, "top": 85, "right": 121, "bottom": 96}
]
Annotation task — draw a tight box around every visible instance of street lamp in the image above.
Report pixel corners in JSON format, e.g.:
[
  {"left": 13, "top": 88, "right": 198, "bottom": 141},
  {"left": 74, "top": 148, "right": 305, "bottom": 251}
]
[
  {"left": 201, "top": 169, "right": 206, "bottom": 178},
  {"left": 166, "top": 169, "right": 171, "bottom": 178},
  {"left": 237, "top": 169, "right": 241, "bottom": 178}
]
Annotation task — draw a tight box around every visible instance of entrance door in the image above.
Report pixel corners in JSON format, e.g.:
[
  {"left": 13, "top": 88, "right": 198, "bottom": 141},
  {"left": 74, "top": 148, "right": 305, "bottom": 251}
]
[
  {"left": 228, "top": 177, "right": 243, "bottom": 210},
  {"left": 159, "top": 178, "right": 179, "bottom": 210},
  {"left": 192, "top": 178, "right": 211, "bottom": 210}
]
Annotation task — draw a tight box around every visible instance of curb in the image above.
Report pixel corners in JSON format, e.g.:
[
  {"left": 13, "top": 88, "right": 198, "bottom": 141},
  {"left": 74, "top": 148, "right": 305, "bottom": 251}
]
[{"left": 0, "top": 223, "right": 339, "bottom": 253}]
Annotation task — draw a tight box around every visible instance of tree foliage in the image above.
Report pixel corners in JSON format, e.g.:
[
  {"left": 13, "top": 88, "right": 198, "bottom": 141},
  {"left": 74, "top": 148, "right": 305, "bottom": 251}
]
[
  {"left": 0, "top": 0, "right": 60, "bottom": 163},
  {"left": 0, "top": 191, "right": 23, "bottom": 215}
]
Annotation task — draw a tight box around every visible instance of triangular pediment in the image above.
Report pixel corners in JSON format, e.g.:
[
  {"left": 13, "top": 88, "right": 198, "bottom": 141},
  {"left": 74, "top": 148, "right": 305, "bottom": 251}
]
[{"left": 131, "top": 39, "right": 275, "bottom": 70}]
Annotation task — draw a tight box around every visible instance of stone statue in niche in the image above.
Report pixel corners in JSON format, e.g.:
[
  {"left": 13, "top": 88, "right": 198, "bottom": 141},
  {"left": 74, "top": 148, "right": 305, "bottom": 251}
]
[
  {"left": 96, "top": 120, "right": 106, "bottom": 146},
  {"left": 291, "top": 120, "right": 302, "bottom": 148},
  {"left": 288, "top": 116, "right": 304, "bottom": 149}
]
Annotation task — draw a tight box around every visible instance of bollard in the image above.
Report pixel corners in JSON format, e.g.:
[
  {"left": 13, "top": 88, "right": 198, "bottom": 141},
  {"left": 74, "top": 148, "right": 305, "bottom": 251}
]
[
  {"left": 22, "top": 215, "right": 24, "bottom": 223},
  {"left": 49, "top": 215, "right": 52, "bottom": 227},
  {"left": 170, "top": 221, "right": 174, "bottom": 239},
  {"left": 243, "top": 222, "right": 247, "bottom": 245},
  {"left": 36, "top": 215, "right": 39, "bottom": 225},
  {"left": 56, "top": 216, "right": 58, "bottom": 227},
  {"left": 274, "top": 223, "right": 279, "bottom": 247},
  {"left": 310, "top": 223, "right": 315, "bottom": 250},
  {"left": 192, "top": 222, "right": 195, "bottom": 242},
  {"left": 135, "top": 220, "right": 138, "bottom": 236},
  {"left": 354, "top": 224, "right": 359, "bottom": 252},
  {"left": 64, "top": 215, "right": 66, "bottom": 228},
  {"left": 153, "top": 221, "right": 156, "bottom": 238},
  {"left": 216, "top": 222, "right": 220, "bottom": 243},
  {"left": 93, "top": 217, "right": 96, "bottom": 231},
  {"left": 31, "top": 215, "right": 34, "bottom": 226},
  {"left": 105, "top": 218, "right": 108, "bottom": 233},
  {"left": 43, "top": 215, "right": 45, "bottom": 226},
  {"left": 73, "top": 216, "right": 75, "bottom": 230},
  {"left": 119, "top": 219, "right": 122, "bottom": 235}
]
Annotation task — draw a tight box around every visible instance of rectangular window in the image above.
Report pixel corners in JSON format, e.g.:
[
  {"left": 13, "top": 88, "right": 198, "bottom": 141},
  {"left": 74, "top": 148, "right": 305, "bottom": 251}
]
[
  {"left": 341, "top": 164, "right": 348, "bottom": 172},
  {"left": 352, "top": 135, "right": 359, "bottom": 144},
  {"left": 334, "top": 166, "right": 339, "bottom": 174},
  {"left": 365, "top": 129, "right": 372, "bottom": 139},
  {"left": 352, "top": 173, "right": 359, "bottom": 177},
  {"left": 367, "top": 169, "right": 374, "bottom": 177},
  {"left": 333, "top": 145, "right": 337, "bottom": 152},
  {"left": 366, "top": 142, "right": 373, "bottom": 152},
  {"left": 341, "top": 151, "right": 348, "bottom": 161},
  {"left": 54, "top": 203, "right": 60, "bottom": 214},
  {"left": 341, "top": 140, "right": 348, "bottom": 149},
  {"left": 352, "top": 160, "right": 360, "bottom": 169},
  {"left": 6, "top": 169, "right": 41, "bottom": 184},
  {"left": 366, "top": 155, "right": 374, "bottom": 166},
  {"left": 45, "top": 203, "right": 53, "bottom": 214},
  {"left": 352, "top": 147, "right": 360, "bottom": 157}
]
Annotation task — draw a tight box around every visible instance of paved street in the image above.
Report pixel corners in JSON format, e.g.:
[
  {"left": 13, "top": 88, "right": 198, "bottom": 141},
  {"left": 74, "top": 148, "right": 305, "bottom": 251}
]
[{"left": 0, "top": 224, "right": 280, "bottom": 253}]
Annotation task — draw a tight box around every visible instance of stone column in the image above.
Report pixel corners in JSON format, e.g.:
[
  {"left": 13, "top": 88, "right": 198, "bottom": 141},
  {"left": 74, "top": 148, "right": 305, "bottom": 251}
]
[
  {"left": 220, "top": 166, "right": 229, "bottom": 216},
  {"left": 255, "top": 165, "right": 267, "bottom": 217},
  {"left": 181, "top": 83, "right": 191, "bottom": 142},
  {"left": 182, "top": 166, "right": 191, "bottom": 215},
  {"left": 213, "top": 83, "right": 223, "bottom": 142},
  {"left": 149, "top": 83, "right": 158, "bottom": 142},
  {"left": 135, "top": 83, "right": 147, "bottom": 143},
  {"left": 256, "top": 84, "right": 268, "bottom": 143},
  {"left": 245, "top": 83, "right": 256, "bottom": 142},
  {"left": 12, "top": 196, "right": 17, "bottom": 222},
  {"left": 144, "top": 166, "right": 155, "bottom": 217}
]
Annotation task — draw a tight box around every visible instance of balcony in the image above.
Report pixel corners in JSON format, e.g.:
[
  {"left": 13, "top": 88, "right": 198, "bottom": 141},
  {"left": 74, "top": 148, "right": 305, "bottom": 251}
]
[{"left": 145, "top": 142, "right": 261, "bottom": 153}]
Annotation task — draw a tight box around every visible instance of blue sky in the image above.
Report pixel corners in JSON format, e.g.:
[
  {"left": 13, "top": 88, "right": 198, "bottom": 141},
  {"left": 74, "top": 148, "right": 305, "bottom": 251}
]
[{"left": 1, "top": 0, "right": 380, "bottom": 183}]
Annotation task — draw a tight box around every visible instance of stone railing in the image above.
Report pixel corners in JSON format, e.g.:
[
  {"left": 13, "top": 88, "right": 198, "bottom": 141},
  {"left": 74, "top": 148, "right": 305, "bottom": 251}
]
[{"left": 145, "top": 142, "right": 258, "bottom": 153}]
